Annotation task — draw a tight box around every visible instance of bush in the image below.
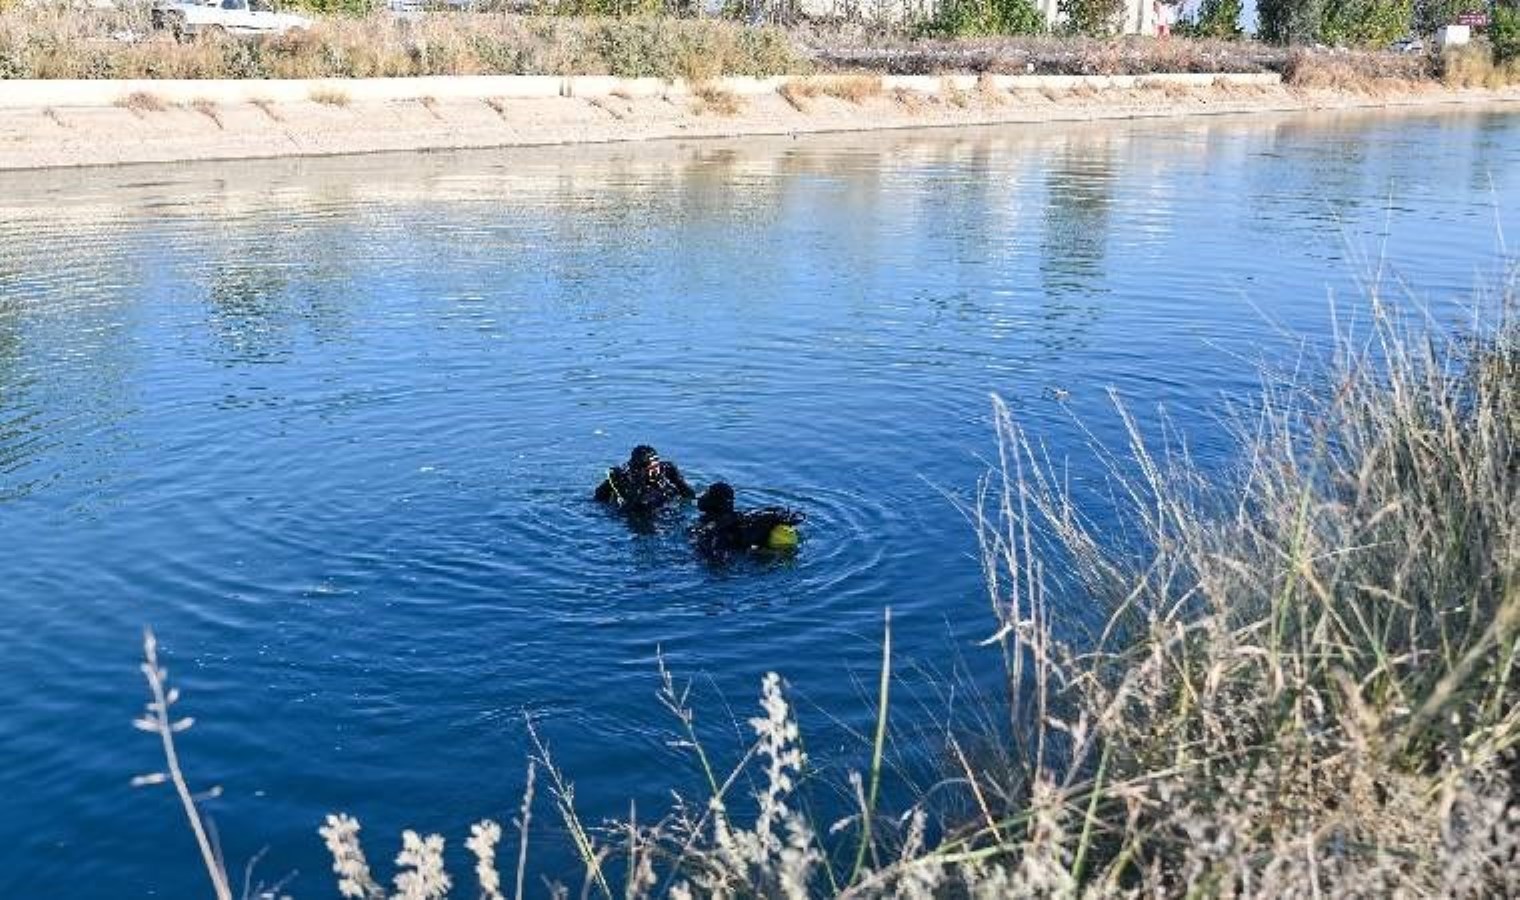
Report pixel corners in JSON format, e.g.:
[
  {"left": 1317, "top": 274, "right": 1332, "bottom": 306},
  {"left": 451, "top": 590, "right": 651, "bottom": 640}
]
[
  {"left": 1496, "top": 4, "right": 1520, "bottom": 65},
  {"left": 921, "top": 0, "right": 1047, "bottom": 37},
  {"left": 1416, "top": 0, "right": 1469, "bottom": 35},
  {"left": 1320, "top": 0, "right": 1412, "bottom": 47},
  {"left": 1057, "top": 0, "right": 1126, "bottom": 35},
  {"left": 1258, "top": 0, "right": 1323, "bottom": 43},
  {"left": 1186, "top": 0, "right": 1244, "bottom": 38},
  {"left": 287, "top": 0, "right": 378, "bottom": 15}
]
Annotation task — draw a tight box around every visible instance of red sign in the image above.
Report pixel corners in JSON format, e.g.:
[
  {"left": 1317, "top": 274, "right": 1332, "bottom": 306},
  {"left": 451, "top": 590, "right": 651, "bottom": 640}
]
[{"left": 1456, "top": 11, "right": 1490, "bottom": 26}]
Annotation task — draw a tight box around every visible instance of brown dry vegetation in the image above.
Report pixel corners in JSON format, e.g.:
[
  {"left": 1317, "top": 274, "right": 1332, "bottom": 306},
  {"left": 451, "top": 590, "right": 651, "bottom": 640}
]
[
  {"left": 1440, "top": 43, "right": 1520, "bottom": 89},
  {"left": 115, "top": 89, "right": 166, "bottom": 113},
  {"left": 780, "top": 74, "right": 884, "bottom": 107},
  {"left": 248, "top": 97, "right": 282, "bottom": 121},
  {"left": 689, "top": 82, "right": 741, "bottom": 116},
  {"left": 1282, "top": 47, "right": 1436, "bottom": 95},
  {"left": 4, "top": 7, "right": 1471, "bottom": 88},
  {"left": 189, "top": 97, "right": 222, "bottom": 128},
  {"left": 0, "top": 8, "right": 804, "bottom": 80},
  {"left": 308, "top": 86, "right": 350, "bottom": 106}
]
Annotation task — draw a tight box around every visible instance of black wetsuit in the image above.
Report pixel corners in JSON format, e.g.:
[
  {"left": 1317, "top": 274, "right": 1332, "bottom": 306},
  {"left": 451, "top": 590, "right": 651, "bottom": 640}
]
[
  {"left": 691, "top": 506, "right": 804, "bottom": 559},
  {"left": 594, "top": 461, "right": 695, "bottom": 514}
]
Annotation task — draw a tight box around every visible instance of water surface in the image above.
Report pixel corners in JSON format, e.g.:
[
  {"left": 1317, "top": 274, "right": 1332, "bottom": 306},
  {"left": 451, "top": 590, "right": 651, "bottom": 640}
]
[{"left": 2, "top": 106, "right": 1517, "bottom": 898}]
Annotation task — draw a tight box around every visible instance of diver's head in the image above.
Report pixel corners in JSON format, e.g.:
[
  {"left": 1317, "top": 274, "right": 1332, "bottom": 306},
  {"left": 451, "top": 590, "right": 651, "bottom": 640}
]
[
  {"left": 629, "top": 445, "right": 661, "bottom": 476},
  {"left": 698, "top": 482, "right": 735, "bottom": 515}
]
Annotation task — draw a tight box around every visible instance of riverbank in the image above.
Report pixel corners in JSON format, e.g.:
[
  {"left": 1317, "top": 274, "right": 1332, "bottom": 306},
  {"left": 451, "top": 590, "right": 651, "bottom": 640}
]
[{"left": 3, "top": 73, "right": 1518, "bottom": 170}]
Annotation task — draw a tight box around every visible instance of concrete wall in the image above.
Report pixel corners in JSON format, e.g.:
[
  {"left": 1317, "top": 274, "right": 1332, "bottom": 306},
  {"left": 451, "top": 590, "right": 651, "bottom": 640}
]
[{"left": 0, "top": 72, "right": 1282, "bottom": 110}]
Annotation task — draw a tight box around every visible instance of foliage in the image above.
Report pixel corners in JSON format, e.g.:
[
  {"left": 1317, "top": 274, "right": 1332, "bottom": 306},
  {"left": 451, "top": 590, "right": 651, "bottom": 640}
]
[
  {"left": 1496, "top": 4, "right": 1520, "bottom": 65},
  {"left": 287, "top": 0, "right": 378, "bottom": 16},
  {"left": 1320, "top": 0, "right": 1412, "bottom": 46},
  {"left": 1057, "top": 0, "right": 1126, "bottom": 35},
  {"left": 552, "top": 0, "right": 667, "bottom": 16},
  {"left": 920, "top": 0, "right": 1047, "bottom": 38},
  {"left": 1185, "top": 0, "right": 1244, "bottom": 38},
  {"left": 1257, "top": 0, "right": 1323, "bottom": 43},
  {"left": 1416, "top": 0, "right": 1472, "bottom": 34}
]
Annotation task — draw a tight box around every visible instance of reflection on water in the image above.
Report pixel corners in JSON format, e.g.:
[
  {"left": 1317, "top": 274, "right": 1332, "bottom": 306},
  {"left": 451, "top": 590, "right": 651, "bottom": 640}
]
[{"left": 0, "top": 106, "right": 1517, "bottom": 899}]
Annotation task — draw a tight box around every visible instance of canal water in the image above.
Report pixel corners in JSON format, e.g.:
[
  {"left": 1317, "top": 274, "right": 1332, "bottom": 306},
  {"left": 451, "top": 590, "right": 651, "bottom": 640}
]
[{"left": 1, "top": 105, "right": 1516, "bottom": 897}]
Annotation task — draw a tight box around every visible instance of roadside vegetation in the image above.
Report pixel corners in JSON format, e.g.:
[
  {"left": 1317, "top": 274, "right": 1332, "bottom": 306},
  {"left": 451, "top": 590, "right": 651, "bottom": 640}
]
[
  {"left": 3, "top": 0, "right": 1520, "bottom": 84},
  {"left": 139, "top": 278, "right": 1518, "bottom": 897}
]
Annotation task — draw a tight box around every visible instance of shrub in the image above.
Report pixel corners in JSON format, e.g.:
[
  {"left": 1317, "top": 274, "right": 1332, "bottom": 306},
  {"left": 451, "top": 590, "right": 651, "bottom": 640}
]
[
  {"left": 1495, "top": 4, "right": 1520, "bottom": 65},
  {"left": 287, "top": 0, "right": 378, "bottom": 15},
  {"left": 921, "top": 0, "right": 1047, "bottom": 37},
  {"left": 309, "top": 86, "right": 350, "bottom": 105},
  {"left": 1258, "top": 0, "right": 1323, "bottom": 43},
  {"left": 1057, "top": 0, "right": 1126, "bottom": 35},
  {"left": 117, "top": 90, "right": 167, "bottom": 112},
  {"left": 1416, "top": 0, "right": 1469, "bottom": 35},
  {"left": 1187, "top": 0, "right": 1244, "bottom": 38},
  {"left": 1320, "top": 0, "right": 1412, "bottom": 47}
]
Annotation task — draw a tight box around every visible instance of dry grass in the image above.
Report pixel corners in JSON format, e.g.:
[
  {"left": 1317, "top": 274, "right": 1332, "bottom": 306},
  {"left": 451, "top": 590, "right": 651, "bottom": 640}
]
[
  {"left": 974, "top": 72, "right": 1006, "bottom": 104},
  {"left": 585, "top": 95, "right": 626, "bottom": 120},
  {"left": 781, "top": 74, "right": 884, "bottom": 108},
  {"left": 189, "top": 98, "right": 222, "bottom": 129},
  {"left": 891, "top": 86, "right": 927, "bottom": 113},
  {"left": 690, "top": 82, "right": 742, "bottom": 117},
  {"left": 1139, "top": 76, "right": 1193, "bottom": 99},
  {"left": 817, "top": 74, "right": 884, "bottom": 103},
  {"left": 1283, "top": 48, "right": 1433, "bottom": 96},
  {"left": 0, "top": 9, "right": 804, "bottom": 80},
  {"left": 1209, "top": 74, "right": 1270, "bottom": 99},
  {"left": 116, "top": 90, "right": 166, "bottom": 115},
  {"left": 248, "top": 97, "right": 281, "bottom": 122},
  {"left": 943, "top": 77, "right": 970, "bottom": 107},
  {"left": 777, "top": 79, "right": 812, "bottom": 112},
  {"left": 1441, "top": 44, "right": 1520, "bottom": 89},
  {"left": 309, "top": 87, "right": 350, "bottom": 107}
]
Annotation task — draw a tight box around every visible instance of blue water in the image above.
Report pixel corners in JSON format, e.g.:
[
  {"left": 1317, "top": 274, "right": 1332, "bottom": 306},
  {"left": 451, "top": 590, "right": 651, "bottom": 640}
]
[{"left": 1, "top": 106, "right": 1517, "bottom": 898}]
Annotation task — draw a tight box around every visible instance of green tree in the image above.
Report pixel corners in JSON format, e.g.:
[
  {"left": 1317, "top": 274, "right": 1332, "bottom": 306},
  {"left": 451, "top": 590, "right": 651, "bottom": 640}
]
[
  {"left": 1319, "top": 0, "right": 1412, "bottom": 45},
  {"left": 1257, "top": 0, "right": 1323, "bottom": 42},
  {"left": 1495, "top": 4, "right": 1520, "bottom": 64},
  {"left": 922, "top": 0, "right": 1046, "bottom": 36},
  {"left": 288, "top": 0, "right": 377, "bottom": 15},
  {"left": 1415, "top": 0, "right": 1466, "bottom": 34},
  {"left": 1189, "top": 0, "right": 1245, "bottom": 37},
  {"left": 1057, "top": 0, "right": 1126, "bottom": 35}
]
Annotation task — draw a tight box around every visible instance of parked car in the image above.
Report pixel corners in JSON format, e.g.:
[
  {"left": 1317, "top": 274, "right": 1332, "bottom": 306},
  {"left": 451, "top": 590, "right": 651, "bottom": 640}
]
[
  {"left": 150, "top": 0, "right": 312, "bottom": 40},
  {"left": 1388, "top": 36, "right": 1426, "bottom": 54}
]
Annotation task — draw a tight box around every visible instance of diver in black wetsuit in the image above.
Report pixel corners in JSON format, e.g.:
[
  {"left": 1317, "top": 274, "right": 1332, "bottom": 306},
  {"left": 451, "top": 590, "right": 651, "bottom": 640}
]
[
  {"left": 690, "top": 482, "right": 804, "bottom": 559},
  {"left": 594, "top": 445, "right": 695, "bottom": 514}
]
